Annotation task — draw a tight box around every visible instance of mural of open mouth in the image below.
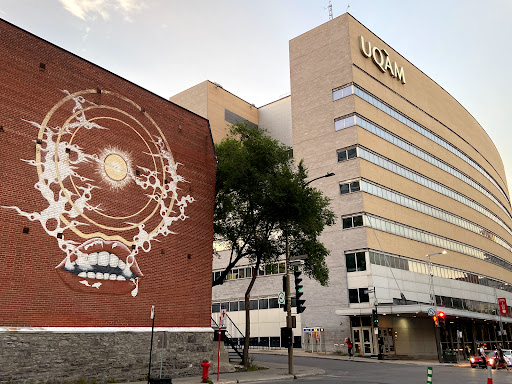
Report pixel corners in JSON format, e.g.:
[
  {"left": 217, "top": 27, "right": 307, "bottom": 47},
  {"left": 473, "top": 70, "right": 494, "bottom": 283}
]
[{"left": 56, "top": 238, "right": 143, "bottom": 296}]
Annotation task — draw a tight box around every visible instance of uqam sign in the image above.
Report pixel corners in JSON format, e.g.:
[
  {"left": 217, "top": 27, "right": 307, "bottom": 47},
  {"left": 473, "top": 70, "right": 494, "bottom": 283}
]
[
  {"left": 359, "top": 36, "right": 406, "bottom": 84},
  {"left": 3, "top": 89, "right": 193, "bottom": 298}
]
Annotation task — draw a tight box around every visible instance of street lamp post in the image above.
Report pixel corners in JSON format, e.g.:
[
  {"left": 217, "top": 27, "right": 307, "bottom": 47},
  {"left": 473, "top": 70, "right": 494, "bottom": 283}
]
[
  {"left": 285, "top": 171, "right": 335, "bottom": 375},
  {"left": 427, "top": 250, "right": 446, "bottom": 363}
]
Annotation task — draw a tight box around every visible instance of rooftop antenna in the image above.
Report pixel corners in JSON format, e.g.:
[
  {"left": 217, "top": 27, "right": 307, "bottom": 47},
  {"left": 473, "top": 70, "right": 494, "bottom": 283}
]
[
  {"left": 347, "top": 3, "right": 350, "bottom": 13},
  {"left": 328, "top": 1, "right": 333, "bottom": 20}
]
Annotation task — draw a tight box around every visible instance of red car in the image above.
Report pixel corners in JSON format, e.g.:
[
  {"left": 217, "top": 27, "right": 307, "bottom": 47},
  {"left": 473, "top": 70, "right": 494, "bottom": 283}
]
[{"left": 470, "top": 351, "right": 508, "bottom": 369}]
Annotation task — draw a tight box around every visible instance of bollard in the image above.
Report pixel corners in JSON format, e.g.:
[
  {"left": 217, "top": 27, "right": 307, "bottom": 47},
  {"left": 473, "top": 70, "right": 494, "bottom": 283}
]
[
  {"left": 487, "top": 361, "right": 493, "bottom": 384},
  {"left": 426, "top": 366, "right": 433, "bottom": 384}
]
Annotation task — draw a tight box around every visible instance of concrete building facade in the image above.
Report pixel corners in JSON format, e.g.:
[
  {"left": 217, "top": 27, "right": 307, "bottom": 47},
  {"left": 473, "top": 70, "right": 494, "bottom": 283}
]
[{"left": 173, "top": 13, "right": 512, "bottom": 360}]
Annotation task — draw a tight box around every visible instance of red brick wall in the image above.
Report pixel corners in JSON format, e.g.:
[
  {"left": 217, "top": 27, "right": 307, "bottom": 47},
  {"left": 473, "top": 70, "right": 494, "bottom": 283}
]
[{"left": 0, "top": 19, "right": 216, "bottom": 328}]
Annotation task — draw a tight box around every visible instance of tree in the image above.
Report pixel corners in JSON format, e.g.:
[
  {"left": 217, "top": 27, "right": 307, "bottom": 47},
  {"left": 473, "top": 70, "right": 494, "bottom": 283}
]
[{"left": 213, "top": 123, "right": 335, "bottom": 366}]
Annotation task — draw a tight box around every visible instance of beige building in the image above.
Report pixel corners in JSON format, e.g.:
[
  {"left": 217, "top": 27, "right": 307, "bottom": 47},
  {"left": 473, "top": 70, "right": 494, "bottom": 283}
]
[{"left": 172, "top": 13, "right": 512, "bottom": 359}]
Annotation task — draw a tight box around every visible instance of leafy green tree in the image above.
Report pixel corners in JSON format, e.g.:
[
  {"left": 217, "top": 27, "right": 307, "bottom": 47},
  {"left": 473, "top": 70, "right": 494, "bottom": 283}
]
[{"left": 213, "top": 123, "right": 335, "bottom": 366}]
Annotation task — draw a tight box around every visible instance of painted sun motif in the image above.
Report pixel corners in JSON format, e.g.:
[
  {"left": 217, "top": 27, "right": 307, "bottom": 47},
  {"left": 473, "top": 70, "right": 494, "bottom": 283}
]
[
  {"left": 3, "top": 89, "right": 194, "bottom": 297},
  {"left": 99, "top": 147, "right": 132, "bottom": 189}
]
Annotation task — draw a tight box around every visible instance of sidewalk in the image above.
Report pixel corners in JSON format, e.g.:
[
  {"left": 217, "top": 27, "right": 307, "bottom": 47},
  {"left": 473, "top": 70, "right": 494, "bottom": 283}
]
[{"left": 126, "top": 349, "right": 469, "bottom": 384}]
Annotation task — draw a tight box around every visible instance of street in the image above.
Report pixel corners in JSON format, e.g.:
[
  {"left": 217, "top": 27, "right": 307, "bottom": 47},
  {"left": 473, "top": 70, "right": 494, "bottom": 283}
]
[{"left": 248, "top": 353, "right": 512, "bottom": 384}]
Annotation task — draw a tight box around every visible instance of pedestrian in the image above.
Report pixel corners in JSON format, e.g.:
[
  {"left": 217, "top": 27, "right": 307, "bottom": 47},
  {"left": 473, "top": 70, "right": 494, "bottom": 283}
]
[
  {"left": 463, "top": 345, "right": 470, "bottom": 360},
  {"left": 479, "top": 344, "right": 486, "bottom": 368},
  {"left": 496, "top": 344, "right": 509, "bottom": 371},
  {"left": 345, "top": 336, "right": 353, "bottom": 359}
]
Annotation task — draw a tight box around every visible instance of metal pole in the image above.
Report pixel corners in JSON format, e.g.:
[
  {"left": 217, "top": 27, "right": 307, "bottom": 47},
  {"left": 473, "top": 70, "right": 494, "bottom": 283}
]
[
  {"left": 494, "top": 288, "right": 505, "bottom": 346},
  {"left": 285, "top": 234, "right": 293, "bottom": 375},
  {"left": 148, "top": 307, "right": 155, "bottom": 384},
  {"left": 427, "top": 253, "right": 444, "bottom": 363}
]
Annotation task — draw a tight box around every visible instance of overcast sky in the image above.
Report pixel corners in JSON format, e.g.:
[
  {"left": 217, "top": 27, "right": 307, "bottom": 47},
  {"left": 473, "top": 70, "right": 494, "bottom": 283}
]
[{"left": 2, "top": 0, "right": 512, "bottom": 191}]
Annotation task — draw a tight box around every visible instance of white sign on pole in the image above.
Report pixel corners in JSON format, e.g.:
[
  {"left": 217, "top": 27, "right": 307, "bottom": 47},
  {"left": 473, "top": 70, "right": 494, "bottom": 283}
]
[
  {"left": 427, "top": 308, "right": 435, "bottom": 316},
  {"left": 278, "top": 291, "right": 285, "bottom": 304},
  {"left": 150, "top": 305, "right": 155, "bottom": 319}
]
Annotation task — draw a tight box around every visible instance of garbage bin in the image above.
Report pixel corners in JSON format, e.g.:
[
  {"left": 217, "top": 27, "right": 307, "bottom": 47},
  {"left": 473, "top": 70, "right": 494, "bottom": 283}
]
[{"left": 443, "top": 352, "right": 457, "bottom": 363}]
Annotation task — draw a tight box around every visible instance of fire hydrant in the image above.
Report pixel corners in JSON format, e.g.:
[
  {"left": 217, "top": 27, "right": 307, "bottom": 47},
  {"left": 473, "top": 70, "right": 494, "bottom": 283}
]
[{"left": 201, "top": 360, "right": 211, "bottom": 383}]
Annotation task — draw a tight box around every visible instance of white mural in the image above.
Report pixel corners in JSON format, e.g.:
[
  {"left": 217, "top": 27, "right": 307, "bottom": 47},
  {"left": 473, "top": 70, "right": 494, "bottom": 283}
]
[{"left": 3, "top": 89, "right": 194, "bottom": 297}]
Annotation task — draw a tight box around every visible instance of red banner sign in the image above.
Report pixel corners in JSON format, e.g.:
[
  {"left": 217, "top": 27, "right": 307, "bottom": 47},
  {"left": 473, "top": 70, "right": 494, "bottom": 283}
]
[{"left": 498, "top": 298, "right": 509, "bottom": 315}]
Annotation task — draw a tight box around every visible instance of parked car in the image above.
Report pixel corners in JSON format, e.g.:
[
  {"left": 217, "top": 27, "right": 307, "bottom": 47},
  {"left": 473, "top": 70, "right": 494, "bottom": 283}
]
[{"left": 470, "top": 350, "right": 509, "bottom": 369}]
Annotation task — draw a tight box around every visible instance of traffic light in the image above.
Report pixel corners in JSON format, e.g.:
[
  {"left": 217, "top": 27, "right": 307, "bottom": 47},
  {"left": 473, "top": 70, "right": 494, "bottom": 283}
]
[
  {"left": 294, "top": 270, "right": 306, "bottom": 313},
  {"left": 372, "top": 308, "right": 379, "bottom": 327},
  {"left": 432, "top": 315, "right": 439, "bottom": 327},
  {"left": 437, "top": 311, "right": 446, "bottom": 326},
  {"left": 281, "top": 326, "right": 293, "bottom": 348}
]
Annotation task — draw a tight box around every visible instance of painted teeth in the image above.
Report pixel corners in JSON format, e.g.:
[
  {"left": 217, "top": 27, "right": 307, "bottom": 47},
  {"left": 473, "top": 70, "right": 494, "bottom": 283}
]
[
  {"left": 66, "top": 251, "right": 136, "bottom": 281},
  {"left": 98, "top": 251, "right": 109, "bottom": 266}
]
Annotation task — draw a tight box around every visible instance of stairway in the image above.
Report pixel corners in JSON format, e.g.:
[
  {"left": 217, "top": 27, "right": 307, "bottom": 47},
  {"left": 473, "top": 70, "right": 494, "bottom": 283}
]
[{"left": 212, "top": 314, "right": 244, "bottom": 363}]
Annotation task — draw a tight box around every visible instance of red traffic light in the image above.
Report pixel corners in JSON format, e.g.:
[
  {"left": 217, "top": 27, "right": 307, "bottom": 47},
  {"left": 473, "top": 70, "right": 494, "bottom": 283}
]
[{"left": 438, "top": 311, "right": 445, "bottom": 318}]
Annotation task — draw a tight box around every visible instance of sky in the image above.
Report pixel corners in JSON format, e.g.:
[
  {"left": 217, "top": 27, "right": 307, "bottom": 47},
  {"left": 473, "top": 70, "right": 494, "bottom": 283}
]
[{"left": 1, "top": 0, "right": 512, "bottom": 191}]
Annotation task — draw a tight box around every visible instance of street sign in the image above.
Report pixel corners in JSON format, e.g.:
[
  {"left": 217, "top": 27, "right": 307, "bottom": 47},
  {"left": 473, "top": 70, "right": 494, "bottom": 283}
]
[
  {"left": 278, "top": 291, "right": 285, "bottom": 304},
  {"left": 498, "top": 298, "right": 509, "bottom": 315},
  {"left": 427, "top": 308, "right": 435, "bottom": 316}
]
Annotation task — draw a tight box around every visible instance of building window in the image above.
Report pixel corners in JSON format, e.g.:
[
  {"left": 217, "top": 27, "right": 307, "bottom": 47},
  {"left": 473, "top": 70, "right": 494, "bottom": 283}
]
[
  {"left": 212, "top": 303, "right": 220, "bottom": 313},
  {"left": 259, "top": 298, "right": 269, "bottom": 309},
  {"left": 337, "top": 146, "right": 357, "bottom": 162},
  {"left": 340, "top": 180, "right": 360, "bottom": 195},
  {"left": 229, "top": 301, "right": 239, "bottom": 311},
  {"left": 334, "top": 114, "right": 356, "bottom": 131},
  {"left": 343, "top": 215, "right": 364, "bottom": 229},
  {"left": 348, "top": 288, "right": 370, "bottom": 303},
  {"left": 346, "top": 251, "right": 366, "bottom": 272},
  {"left": 348, "top": 289, "right": 359, "bottom": 303}
]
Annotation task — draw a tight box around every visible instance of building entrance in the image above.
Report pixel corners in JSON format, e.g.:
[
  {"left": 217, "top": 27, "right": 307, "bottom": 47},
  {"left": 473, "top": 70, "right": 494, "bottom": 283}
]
[{"left": 351, "top": 316, "right": 375, "bottom": 356}]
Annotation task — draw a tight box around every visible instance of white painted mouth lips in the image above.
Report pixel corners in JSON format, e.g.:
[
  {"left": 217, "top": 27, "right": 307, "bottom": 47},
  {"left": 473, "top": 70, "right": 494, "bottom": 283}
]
[{"left": 56, "top": 238, "right": 143, "bottom": 296}]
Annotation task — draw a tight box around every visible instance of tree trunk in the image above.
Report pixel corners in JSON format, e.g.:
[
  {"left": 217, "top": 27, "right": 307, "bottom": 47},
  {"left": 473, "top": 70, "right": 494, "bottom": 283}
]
[{"left": 243, "top": 258, "right": 261, "bottom": 368}]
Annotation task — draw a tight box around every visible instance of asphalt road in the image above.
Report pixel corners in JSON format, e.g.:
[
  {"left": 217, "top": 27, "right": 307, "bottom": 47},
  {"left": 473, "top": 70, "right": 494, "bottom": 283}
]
[{"left": 249, "top": 353, "right": 512, "bottom": 384}]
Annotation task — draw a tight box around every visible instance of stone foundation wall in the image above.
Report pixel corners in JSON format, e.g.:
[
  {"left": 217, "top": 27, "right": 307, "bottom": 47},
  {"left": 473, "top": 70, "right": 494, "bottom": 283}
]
[{"left": 0, "top": 331, "right": 214, "bottom": 384}]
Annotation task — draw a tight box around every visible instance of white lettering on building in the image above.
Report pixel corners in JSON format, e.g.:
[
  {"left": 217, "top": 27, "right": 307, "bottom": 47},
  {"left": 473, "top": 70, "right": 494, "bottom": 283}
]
[{"left": 359, "top": 36, "right": 406, "bottom": 84}]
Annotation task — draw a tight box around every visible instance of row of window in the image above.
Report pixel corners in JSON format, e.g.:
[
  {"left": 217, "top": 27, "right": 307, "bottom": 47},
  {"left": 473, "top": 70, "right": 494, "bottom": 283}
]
[
  {"left": 357, "top": 146, "right": 512, "bottom": 237},
  {"left": 358, "top": 213, "right": 512, "bottom": 272},
  {"left": 351, "top": 114, "right": 511, "bottom": 221},
  {"left": 339, "top": 180, "right": 360, "bottom": 195},
  {"left": 333, "top": 83, "right": 509, "bottom": 204},
  {"left": 368, "top": 250, "right": 512, "bottom": 293},
  {"left": 212, "top": 262, "right": 286, "bottom": 282},
  {"left": 212, "top": 296, "right": 298, "bottom": 313},
  {"left": 361, "top": 180, "right": 512, "bottom": 254}
]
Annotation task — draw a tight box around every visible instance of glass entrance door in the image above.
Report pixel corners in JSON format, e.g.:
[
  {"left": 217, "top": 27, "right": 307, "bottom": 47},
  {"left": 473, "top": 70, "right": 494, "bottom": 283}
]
[{"left": 352, "top": 327, "right": 374, "bottom": 356}]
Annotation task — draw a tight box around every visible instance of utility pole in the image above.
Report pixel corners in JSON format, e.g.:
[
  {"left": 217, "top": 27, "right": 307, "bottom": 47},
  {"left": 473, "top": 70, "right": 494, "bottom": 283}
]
[
  {"left": 284, "top": 171, "right": 335, "bottom": 375},
  {"left": 285, "top": 235, "right": 294, "bottom": 375},
  {"left": 427, "top": 251, "right": 446, "bottom": 363}
]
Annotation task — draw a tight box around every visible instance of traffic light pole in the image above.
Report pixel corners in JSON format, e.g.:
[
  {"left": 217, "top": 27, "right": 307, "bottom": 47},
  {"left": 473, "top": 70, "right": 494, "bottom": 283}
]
[{"left": 285, "top": 236, "right": 293, "bottom": 376}]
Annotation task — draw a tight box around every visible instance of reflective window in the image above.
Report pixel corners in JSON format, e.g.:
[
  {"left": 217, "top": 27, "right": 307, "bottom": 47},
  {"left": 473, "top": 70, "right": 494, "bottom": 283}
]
[
  {"left": 351, "top": 115, "right": 511, "bottom": 220},
  {"left": 358, "top": 146, "right": 512, "bottom": 237},
  {"left": 337, "top": 146, "right": 357, "bottom": 163},
  {"left": 364, "top": 213, "right": 512, "bottom": 272},
  {"left": 333, "top": 83, "right": 510, "bottom": 204},
  {"left": 339, "top": 180, "right": 360, "bottom": 195},
  {"left": 348, "top": 289, "right": 359, "bottom": 303}
]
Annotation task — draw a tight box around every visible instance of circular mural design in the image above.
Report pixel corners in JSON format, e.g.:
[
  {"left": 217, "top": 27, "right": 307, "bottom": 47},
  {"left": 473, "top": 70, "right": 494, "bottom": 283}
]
[{"left": 6, "top": 89, "right": 194, "bottom": 297}]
